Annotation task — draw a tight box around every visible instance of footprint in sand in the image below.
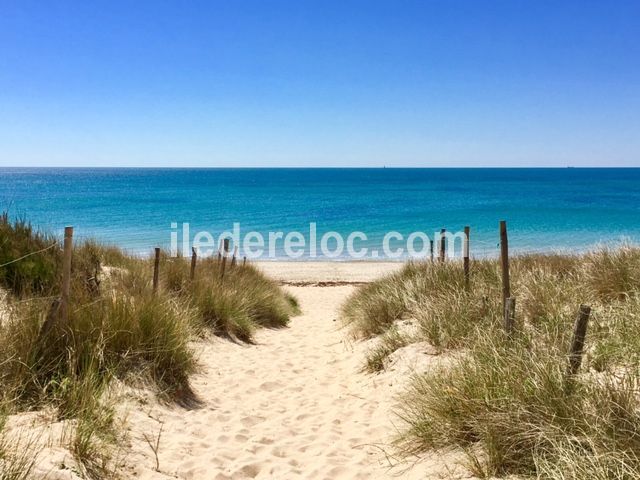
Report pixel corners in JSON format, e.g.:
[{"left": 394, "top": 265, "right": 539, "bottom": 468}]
[
  {"left": 237, "top": 463, "right": 261, "bottom": 478},
  {"left": 259, "top": 380, "right": 284, "bottom": 392},
  {"left": 240, "top": 415, "right": 266, "bottom": 427},
  {"left": 256, "top": 436, "right": 274, "bottom": 445}
]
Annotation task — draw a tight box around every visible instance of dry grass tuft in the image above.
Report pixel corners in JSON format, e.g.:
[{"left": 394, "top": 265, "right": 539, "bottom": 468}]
[{"left": 0, "top": 411, "right": 39, "bottom": 480}]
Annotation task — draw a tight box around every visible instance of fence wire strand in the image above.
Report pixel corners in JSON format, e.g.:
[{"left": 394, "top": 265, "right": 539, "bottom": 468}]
[{"left": 0, "top": 241, "right": 59, "bottom": 269}]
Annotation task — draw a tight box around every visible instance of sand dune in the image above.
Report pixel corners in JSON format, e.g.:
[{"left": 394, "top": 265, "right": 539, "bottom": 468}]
[
  {"left": 120, "top": 282, "right": 467, "bottom": 479},
  {"left": 5, "top": 263, "right": 470, "bottom": 479}
]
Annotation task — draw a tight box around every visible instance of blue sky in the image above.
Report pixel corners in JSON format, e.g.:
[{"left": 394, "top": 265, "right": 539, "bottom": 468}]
[{"left": 0, "top": 0, "right": 638, "bottom": 167}]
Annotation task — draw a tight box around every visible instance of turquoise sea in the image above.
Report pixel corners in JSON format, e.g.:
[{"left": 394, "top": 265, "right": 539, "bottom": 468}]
[{"left": 0, "top": 168, "right": 638, "bottom": 259}]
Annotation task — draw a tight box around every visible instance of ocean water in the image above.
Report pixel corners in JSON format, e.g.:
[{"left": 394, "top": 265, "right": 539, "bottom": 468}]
[{"left": 0, "top": 168, "right": 639, "bottom": 259}]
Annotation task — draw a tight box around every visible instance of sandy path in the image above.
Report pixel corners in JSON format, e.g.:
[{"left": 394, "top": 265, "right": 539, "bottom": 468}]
[{"left": 124, "top": 285, "right": 460, "bottom": 480}]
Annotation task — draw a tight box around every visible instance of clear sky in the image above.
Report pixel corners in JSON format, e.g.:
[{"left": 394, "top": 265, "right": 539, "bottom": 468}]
[{"left": 0, "top": 0, "right": 639, "bottom": 167}]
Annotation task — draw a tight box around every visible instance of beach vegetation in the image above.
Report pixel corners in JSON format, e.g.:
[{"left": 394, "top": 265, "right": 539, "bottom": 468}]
[
  {"left": 0, "top": 213, "right": 61, "bottom": 296},
  {"left": 343, "top": 247, "right": 640, "bottom": 478},
  {"left": 0, "top": 214, "right": 297, "bottom": 477}
]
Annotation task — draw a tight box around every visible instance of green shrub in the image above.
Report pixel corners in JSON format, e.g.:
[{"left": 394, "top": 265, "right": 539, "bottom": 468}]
[{"left": 0, "top": 213, "right": 61, "bottom": 296}]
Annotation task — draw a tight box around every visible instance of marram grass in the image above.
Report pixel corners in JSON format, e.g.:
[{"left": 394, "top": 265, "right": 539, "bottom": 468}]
[
  {"left": 0, "top": 214, "right": 298, "bottom": 477},
  {"left": 343, "top": 247, "right": 640, "bottom": 478}
]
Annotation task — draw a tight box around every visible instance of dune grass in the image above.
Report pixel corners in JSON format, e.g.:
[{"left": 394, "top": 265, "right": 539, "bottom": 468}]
[
  {"left": 342, "top": 247, "right": 640, "bottom": 478},
  {"left": 0, "top": 423, "right": 38, "bottom": 480},
  {"left": 363, "top": 327, "right": 411, "bottom": 372},
  {"left": 342, "top": 260, "right": 502, "bottom": 355},
  {"left": 158, "top": 255, "right": 299, "bottom": 342},
  {"left": 1, "top": 278, "right": 198, "bottom": 411},
  {"left": 0, "top": 214, "right": 297, "bottom": 477},
  {"left": 0, "top": 250, "right": 197, "bottom": 477},
  {"left": 397, "top": 330, "right": 640, "bottom": 478}
]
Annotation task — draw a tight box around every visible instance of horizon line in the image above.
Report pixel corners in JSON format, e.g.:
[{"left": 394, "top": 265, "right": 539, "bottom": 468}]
[{"left": 1, "top": 165, "right": 639, "bottom": 170}]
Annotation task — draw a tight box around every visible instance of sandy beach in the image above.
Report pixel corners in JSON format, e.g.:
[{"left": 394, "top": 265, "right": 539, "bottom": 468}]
[
  {"left": 117, "top": 262, "right": 465, "bottom": 479},
  {"left": 12, "top": 261, "right": 468, "bottom": 479},
  {"left": 256, "top": 261, "right": 403, "bottom": 284}
]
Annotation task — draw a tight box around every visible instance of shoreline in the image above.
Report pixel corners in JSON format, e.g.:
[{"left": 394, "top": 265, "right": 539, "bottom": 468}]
[{"left": 254, "top": 261, "right": 404, "bottom": 284}]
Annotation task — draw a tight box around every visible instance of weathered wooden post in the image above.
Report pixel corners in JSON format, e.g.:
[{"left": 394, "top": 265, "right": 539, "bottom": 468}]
[
  {"left": 230, "top": 246, "right": 238, "bottom": 268},
  {"left": 39, "top": 299, "right": 61, "bottom": 340},
  {"left": 499, "top": 220, "right": 510, "bottom": 316},
  {"left": 504, "top": 297, "right": 516, "bottom": 335},
  {"left": 242, "top": 256, "right": 247, "bottom": 267},
  {"left": 430, "top": 239, "right": 434, "bottom": 263},
  {"left": 59, "top": 226, "right": 74, "bottom": 322},
  {"left": 153, "top": 247, "right": 160, "bottom": 293},
  {"left": 190, "top": 247, "right": 197, "bottom": 281},
  {"left": 217, "top": 239, "right": 223, "bottom": 263},
  {"left": 463, "top": 226, "right": 470, "bottom": 289},
  {"left": 568, "top": 305, "right": 592, "bottom": 375},
  {"left": 220, "top": 253, "right": 227, "bottom": 282},
  {"left": 219, "top": 239, "right": 230, "bottom": 280},
  {"left": 439, "top": 229, "right": 446, "bottom": 263}
]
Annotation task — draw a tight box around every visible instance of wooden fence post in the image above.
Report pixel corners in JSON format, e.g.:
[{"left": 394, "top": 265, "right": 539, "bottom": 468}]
[
  {"left": 568, "top": 305, "right": 592, "bottom": 375},
  {"left": 463, "top": 226, "right": 470, "bottom": 289},
  {"left": 219, "top": 239, "right": 230, "bottom": 281},
  {"left": 439, "top": 229, "right": 446, "bottom": 263},
  {"left": 499, "top": 220, "right": 510, "bottom": 316},
  {"left": 504, "top": 297, "right": 516, "bottom": 335},
  {"left": 190, "top": 247, "right": 197, "bottom": 280},
  {"left": 430, "top": 240, "right": 434, "bottom": 262},
  {"left": 59, "top": 226, "right": 73, "bottom": 323},
  {"left": 242, "top": 256, "right": 247, "bottom": 267},
  {"left": 153, "top": 247, "right": 160, "bottom": 293},
  {"left": 231, "top": 246, "right": 238, "bottom": 268},
  {"left": 39, "top": 299, "right": 61, "bottom": 340},
  {"left": 217, "top": 239, "right": 223, "bottom": 263},
  {"left": 220, "top": 253, "right": 227, "bottom": 282}
]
